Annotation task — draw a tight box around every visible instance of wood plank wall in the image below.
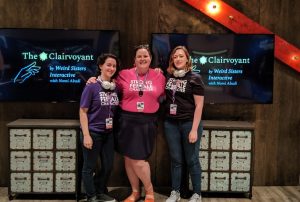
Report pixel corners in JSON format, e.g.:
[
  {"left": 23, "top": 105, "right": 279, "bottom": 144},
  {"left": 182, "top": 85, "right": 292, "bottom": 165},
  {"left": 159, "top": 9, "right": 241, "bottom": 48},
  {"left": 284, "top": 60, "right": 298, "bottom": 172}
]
[{"left": 0, "top": 0, "right": 299, "bottom": 187}]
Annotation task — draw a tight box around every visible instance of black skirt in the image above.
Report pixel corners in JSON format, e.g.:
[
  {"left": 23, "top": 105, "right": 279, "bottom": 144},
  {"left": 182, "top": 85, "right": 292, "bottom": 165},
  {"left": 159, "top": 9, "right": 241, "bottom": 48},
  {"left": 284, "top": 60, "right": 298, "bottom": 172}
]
[{"left": 115, "top": 110, "right": 158, "bottom": 160}]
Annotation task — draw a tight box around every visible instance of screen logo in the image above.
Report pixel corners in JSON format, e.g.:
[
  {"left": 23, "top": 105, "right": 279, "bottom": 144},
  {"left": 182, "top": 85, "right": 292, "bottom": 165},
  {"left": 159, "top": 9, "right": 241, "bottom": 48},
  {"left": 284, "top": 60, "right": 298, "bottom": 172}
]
[
  {"left": 22, "top": 51, "right": 94, "bottom": 62},
  {"left": 13, "top": 62, "right": 41, "bottom": 84}
]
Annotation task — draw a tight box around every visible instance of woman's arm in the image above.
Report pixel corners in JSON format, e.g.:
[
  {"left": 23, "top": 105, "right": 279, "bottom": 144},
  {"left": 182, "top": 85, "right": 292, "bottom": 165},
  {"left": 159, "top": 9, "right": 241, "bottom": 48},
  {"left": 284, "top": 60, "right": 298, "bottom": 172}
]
[
  {"left": 79, "top": 107, "right": 93, "bottom": 149},
  {"left": 188, "top": 95, "right": 204, "bottom": 143}
]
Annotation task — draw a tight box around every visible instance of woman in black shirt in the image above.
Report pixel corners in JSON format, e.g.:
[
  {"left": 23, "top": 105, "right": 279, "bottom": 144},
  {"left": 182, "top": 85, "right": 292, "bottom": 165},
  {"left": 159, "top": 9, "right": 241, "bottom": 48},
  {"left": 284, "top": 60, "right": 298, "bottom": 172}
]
[{"left": 164, "top": 46, "right": 204, "bottom": 202}]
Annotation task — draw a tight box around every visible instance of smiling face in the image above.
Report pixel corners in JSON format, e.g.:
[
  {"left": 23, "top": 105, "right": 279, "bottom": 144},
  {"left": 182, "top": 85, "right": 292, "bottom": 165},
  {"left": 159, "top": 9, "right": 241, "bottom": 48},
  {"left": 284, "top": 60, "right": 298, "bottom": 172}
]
[
  {"left": 134, "top": 48, "right": 152, "bottom": 74},
  {"left": 99, "top": 57, "right": 117, "bottom": 81},
  {"left": 172, "top": 49, "right": 188, "bottom": 70}
]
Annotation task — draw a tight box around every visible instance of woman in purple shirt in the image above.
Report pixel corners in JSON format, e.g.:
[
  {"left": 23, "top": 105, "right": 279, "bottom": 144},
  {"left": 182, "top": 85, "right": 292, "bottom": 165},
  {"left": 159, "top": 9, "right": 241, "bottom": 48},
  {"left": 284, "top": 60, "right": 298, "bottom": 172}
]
[{"left": 79, "top": 54, "right": 119, "bottom": 202}]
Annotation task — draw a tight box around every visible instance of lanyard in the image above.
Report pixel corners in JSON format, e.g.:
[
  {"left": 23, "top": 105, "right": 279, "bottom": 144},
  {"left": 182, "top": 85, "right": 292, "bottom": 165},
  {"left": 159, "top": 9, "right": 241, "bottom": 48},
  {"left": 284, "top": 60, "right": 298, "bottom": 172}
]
[
  {"left": 171, "top": 79, "right": 178, "bottom": 104},
  {"left": 107, "top": 92, "right": 112, "bottom": 118},
  {"left": 135, "top": 68, "right": 149, "bottom": 97},
  {"left": 97, "top": 78, "right": 113, "bottom": 118}
]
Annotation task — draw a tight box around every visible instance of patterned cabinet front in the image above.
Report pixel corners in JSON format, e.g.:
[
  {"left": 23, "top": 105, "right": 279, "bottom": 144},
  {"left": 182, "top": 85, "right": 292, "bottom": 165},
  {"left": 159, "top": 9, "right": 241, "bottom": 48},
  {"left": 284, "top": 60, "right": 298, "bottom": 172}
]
[
  {"left": 231, "top": 173, "right": 250, "bottom": 192},
  {"left": 55, "top": 151, "right": 76, "bottom": 171},
  {"left": 201, "top": 172, "right": 209, "bottom": 191},
  {"left": 195, "top": 121, "right": 254, "bottom": 198},
  {"left": 10, "top": 129, "right": 31, "bottom": 150},
  {"left": 10, "top": 151, "right": 31, "bottom": 171},
  {"left": 56, "top": 129, "right": 77, "bottom": 149},
  {"left": 210, "top": 152, "right": 230, "bottom": 171},
  {"left": 201, "top": 130, "right": 209, "bottom": 150},
  {"left": 33, "top": 129, "right": 54, "bottom": 150},
  {"left": 232, "top": 131, "right": 251, "bottom": 150},
  {"left": 231, "top": 152, "right": 251, "bottom": 171},
  {"left": 10, "top": 173, "right": 31, "bottom": 193},
  {"left": 55, "top": 173, "right": 76, "bottom": 192},
  {"left": 33, "top": 151, "right": 54, "bottom": 171},
  {"left": 199, "top": 151, "right": 209, "bottom": 171},
  {"left": 8, "top": 119, "right": 79, "bottom": 199},
  {"left": 210, "top": 172, "right": 229, "bottom": 191},
  {"left": 33, "top": 173, "right": 53, "bottom": 192},
  {"left": 210, "top": 130, "right": 230, "bottom": 150}
]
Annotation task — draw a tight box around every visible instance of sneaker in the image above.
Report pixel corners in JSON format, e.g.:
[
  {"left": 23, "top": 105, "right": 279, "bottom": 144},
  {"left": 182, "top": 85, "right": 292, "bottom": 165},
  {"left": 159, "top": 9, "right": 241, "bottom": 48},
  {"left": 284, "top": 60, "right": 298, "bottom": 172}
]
[
  {"left": 87, "top": 196, "right": 99, "bottom": 202},
  {"left": 166, "top": 190, "right": 180, "bottom": 202},
  {"left": 97, "top": 193, "right": 116, "bottom": 202},
  {"left": 188, "top": 193, "right": 201, "bottom": 202}
]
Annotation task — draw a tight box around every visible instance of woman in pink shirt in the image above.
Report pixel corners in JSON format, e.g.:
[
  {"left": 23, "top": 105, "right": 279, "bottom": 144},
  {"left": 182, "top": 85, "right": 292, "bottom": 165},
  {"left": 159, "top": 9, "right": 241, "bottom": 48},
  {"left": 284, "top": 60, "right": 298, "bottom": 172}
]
[
  {"left": 88, "top": 45, "right": 165, "bottom": 202},
  {"left": 117, "top": 45, "right": 165, "bottom": 202}
]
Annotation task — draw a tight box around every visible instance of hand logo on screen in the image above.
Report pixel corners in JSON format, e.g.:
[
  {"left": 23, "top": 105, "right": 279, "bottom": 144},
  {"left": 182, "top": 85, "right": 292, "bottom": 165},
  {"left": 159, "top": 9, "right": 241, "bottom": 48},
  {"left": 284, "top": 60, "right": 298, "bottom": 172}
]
[{"left": 13, "top": 62, "right": 41, "bottom": 84}]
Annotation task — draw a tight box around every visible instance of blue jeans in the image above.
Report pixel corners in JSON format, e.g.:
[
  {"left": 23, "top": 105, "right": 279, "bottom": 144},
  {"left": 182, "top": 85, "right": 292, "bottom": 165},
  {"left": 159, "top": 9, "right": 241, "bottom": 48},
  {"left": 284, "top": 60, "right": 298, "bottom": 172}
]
[
  {"left": 80, "top": 131, "right": 114, "bottom": 198},
  {"left": 164, "top": 119, "right": 202, "bottom": 195}
]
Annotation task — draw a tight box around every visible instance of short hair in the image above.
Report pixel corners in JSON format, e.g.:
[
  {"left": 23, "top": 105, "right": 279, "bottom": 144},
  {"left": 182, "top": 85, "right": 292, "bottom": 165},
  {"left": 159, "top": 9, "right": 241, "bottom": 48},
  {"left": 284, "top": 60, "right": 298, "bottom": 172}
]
[
  {"left": 96, "top": 53, "right": 120, "bottom": 78},
  {"left": 134, "top": 44, "right": 152, "bottom": 58}
]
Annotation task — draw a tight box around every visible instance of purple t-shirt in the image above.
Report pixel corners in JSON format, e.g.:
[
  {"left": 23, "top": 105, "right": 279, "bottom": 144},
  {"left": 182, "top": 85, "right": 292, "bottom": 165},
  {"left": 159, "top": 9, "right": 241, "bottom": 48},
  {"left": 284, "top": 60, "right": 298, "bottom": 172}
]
[{"left": 80, "top": 81, "right": 119, "bottom": 133}]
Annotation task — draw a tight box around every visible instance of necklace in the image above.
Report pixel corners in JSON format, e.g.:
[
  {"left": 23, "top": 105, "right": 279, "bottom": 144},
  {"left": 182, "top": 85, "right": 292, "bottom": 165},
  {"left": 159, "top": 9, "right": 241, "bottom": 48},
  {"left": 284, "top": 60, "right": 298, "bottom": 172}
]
[{"left": 135, "top": 68, "right": 149, "bottom": 97}]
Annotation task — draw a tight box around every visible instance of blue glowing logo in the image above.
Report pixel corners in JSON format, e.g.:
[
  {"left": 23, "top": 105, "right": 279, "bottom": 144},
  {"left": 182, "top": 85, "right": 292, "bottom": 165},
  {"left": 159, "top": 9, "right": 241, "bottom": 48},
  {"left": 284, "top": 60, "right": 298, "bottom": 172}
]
[{"left": 13, "top": 62, "right": 41, "bottom": 84}]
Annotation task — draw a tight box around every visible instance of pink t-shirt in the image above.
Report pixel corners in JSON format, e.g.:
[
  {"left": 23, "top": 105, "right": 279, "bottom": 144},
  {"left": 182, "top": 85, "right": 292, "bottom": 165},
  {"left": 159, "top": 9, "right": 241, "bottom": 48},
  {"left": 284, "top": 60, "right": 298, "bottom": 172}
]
[{"left": 116, "top": 68, "right": 166, "bottom": 113}]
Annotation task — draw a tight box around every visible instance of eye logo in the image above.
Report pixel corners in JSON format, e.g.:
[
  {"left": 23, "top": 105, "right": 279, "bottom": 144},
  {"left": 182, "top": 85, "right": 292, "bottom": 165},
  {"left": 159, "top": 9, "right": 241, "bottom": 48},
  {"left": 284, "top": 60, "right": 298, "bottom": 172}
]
[
  {"left": 39, "top": 52, "right": 48, "bottom": 61},
  {"left": 199, "top": 56, "right": 207, "bottom": 65}
]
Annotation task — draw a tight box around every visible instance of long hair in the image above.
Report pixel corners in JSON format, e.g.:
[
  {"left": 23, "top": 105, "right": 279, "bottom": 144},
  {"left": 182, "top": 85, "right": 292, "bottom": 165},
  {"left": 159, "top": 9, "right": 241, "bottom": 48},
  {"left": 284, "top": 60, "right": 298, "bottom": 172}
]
[{"left": 167, "top": 46, "right": 192, "bottom": 74}]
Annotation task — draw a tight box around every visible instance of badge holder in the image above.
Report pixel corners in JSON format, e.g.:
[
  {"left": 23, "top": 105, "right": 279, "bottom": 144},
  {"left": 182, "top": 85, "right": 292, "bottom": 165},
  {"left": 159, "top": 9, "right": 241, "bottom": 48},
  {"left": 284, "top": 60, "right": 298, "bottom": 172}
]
[{"left": 105, "top": 118, "right": 113, "bottom": 129}]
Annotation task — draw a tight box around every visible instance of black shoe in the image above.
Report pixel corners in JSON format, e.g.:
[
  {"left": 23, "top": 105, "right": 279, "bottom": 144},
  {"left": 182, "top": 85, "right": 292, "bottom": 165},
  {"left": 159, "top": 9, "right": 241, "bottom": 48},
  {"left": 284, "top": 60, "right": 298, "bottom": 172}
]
[
  {"left": 87, "top": 196, "right": 99, "bottom": 202},
  {"left": 97, "top": 193, "right": 116, "bottom": 202}
]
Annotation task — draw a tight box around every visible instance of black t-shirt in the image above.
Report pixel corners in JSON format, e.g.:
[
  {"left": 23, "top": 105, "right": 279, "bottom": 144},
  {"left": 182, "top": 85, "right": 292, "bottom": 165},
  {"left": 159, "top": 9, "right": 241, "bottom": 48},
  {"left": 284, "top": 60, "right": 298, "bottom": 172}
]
[{"left": 164, "top": 71, "right": 205, "bottom": 120}]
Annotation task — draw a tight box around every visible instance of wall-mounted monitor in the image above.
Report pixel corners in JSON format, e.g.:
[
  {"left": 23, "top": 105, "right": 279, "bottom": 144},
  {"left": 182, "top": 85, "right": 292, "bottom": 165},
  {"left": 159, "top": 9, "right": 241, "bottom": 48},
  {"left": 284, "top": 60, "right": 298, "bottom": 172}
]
[
  {"left": 151, "top": 33, "right": 274, "bottom": 104},
  {"left": 0, "top": 28, "right": 119, "bottom": 102}
]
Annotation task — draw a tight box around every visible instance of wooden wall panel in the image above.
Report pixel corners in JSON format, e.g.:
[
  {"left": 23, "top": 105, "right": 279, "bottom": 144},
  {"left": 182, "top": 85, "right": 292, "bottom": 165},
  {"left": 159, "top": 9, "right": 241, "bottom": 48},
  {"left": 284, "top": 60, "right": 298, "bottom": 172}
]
[
  {"left": 1, "top": 0, "right": 53, "bottom": 28},
  {"left": 74, "top": 0, "right": 125, "bottom": 34},
  {"left": 254, "top": 0, "right": 300, "bottom": 186},
  {"left": 276, "top": 67, "right": 300, "bottom": 185},
  {"left": 0, "top": 0, "right": 3, "bottom": 24},
  {"left": 117, "top": 0, "right": 160, "bottom": 67},
  {"left": 158, "top": 0, "right": 227, "bottom": 33},
  {"left": 53, "top": 0, "right": 79, "bottom": 29},
  {"left": 0, "top": 0, "right": 299, "bottom": 187}
]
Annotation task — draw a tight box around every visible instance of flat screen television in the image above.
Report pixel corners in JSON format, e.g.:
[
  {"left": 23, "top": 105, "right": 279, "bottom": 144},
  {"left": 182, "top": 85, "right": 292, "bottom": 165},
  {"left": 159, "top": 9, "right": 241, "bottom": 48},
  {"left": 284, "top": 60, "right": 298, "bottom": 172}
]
[
  {"left": 0, "top": 28, "right": 119, "bottom": 102},
  {"left": 151, "top": 33, "right": 274, "bottom": 104}
]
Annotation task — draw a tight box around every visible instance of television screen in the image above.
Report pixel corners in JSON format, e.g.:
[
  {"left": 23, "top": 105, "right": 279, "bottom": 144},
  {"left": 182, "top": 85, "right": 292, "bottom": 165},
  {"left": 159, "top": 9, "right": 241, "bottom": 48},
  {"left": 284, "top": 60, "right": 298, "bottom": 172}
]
[
  {"left": 151, "top": 33, "right": 274, "bottom": 104},
  {"left": 0, "top": 28, "right": 119, "bottom": 102}
]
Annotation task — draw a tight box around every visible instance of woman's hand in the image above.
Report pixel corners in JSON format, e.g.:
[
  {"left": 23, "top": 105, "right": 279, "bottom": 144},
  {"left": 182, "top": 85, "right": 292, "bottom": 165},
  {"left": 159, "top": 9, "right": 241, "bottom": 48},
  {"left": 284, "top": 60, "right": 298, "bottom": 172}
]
[
  {"left": 188, "top": 130, "right": 198, "bottom": 143},
  {"left": 83, "top": 135, "right": 93, "bottom": 149},
  {"left": 86, "top": 77, "right": 97, "bottom": 84},
  {"left": 154, "top": 67, "right": 163, "bottom": 73}
]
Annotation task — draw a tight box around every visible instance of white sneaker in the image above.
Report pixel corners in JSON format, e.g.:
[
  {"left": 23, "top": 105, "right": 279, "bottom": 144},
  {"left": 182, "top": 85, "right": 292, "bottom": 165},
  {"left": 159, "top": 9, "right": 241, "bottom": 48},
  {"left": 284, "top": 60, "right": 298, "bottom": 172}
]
[
  {"left": 166, "top": 190, "right": 181, "bottom": 202},
  {"left": 188, "top": 193, "right": 202, "bottom": 202}
]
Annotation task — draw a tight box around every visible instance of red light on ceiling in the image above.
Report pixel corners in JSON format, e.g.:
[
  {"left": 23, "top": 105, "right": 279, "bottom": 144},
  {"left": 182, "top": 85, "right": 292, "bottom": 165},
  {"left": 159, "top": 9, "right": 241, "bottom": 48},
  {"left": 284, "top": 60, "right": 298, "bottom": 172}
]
[
  {"left": 183, "top": 0, "right": 300, "bottom": 72},
  {"left": 207, "top": 1, "right": 220, "bottom": 15}
]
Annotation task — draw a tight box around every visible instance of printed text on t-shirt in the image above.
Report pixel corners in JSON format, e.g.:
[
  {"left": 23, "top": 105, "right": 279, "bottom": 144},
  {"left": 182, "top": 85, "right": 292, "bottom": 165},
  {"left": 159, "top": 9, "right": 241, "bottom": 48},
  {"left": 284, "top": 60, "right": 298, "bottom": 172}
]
[
  {"left": 129, "top": 80, "right": 153, "bottom": 91},
  {"left": 165, "top": 78, "right": 187, "bottom": 93},
  {"left": 99, "top": 92, "right": 119, "bottom": 105}
]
